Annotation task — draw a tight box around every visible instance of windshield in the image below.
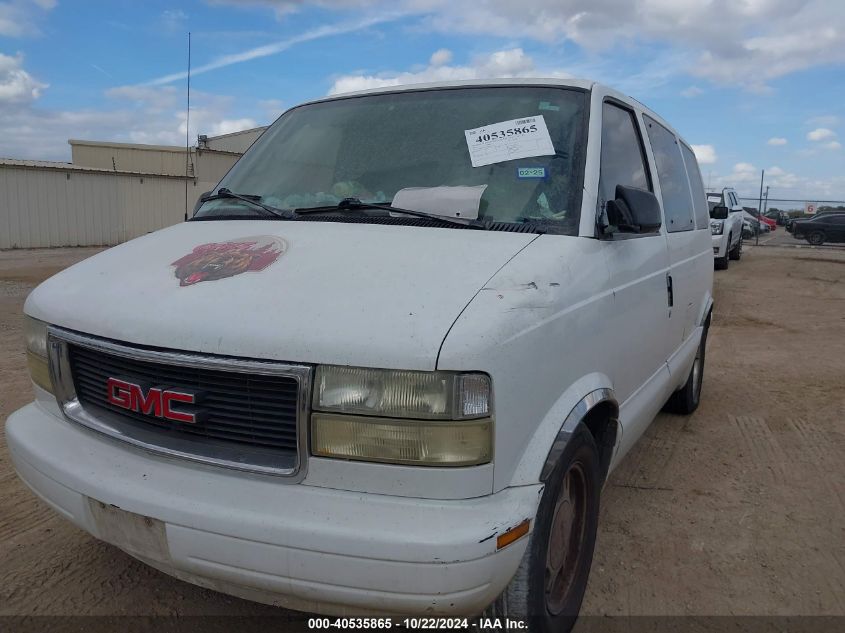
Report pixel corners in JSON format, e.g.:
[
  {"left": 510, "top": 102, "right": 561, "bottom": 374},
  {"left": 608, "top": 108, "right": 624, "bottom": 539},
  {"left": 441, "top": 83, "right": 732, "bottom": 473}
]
[{"left": 196, "top": 86, "right": 589, "bottom": 234}]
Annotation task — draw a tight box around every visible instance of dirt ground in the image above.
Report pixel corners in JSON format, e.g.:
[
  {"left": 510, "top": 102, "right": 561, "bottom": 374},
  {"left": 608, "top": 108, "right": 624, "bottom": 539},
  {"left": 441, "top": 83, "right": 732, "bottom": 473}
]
[{"left": 0, "top": 243, "right": 843, "bottom": 621}]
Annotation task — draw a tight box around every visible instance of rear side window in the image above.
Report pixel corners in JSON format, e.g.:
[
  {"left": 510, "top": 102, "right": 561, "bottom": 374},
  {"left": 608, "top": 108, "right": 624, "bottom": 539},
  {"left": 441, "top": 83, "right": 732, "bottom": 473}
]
[
  {"left": 599, "top": 102, "right": 651, "bottom": 206},
  {"left": 680, "top": 143, "right": 709, "bottom": 229},
  {"left": 644, "top": 115, "right": 695, "bottom": 233}
]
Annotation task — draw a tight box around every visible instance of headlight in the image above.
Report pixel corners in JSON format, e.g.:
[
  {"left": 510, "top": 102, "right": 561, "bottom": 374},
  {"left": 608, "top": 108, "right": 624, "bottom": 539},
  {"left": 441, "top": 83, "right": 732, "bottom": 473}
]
[
  {"left": 314, "top": 365, "right": 490, "bottom": 419},
  {"left": 710, "top": 220, "right": 724, "bottom": 235},
  {"left": 24, "top": 315, "right": 53, "bottom": 394},
  {"left": 312, "top": 413, "right": 492, "bottom": 466},
  {"left": 312, "top": 366, "right": 493, "bottom": 466}
]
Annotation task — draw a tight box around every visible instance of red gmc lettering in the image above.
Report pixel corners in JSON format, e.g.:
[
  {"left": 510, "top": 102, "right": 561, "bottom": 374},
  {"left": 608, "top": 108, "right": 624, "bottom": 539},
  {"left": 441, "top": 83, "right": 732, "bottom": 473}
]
[
  {"left": 106, "top": 377, "right": 196, "bottom": 424},
  {"left": 162, "top": 392, "right": 196, "bottom": 423},
  {"left": 107, "top": 377, "right": 133, "bottom": 409}
]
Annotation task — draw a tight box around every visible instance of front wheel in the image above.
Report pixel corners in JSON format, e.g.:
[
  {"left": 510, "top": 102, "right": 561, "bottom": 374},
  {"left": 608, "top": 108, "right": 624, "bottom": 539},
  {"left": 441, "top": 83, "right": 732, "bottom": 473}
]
[
  {"left": 485, "top": 426, "right": 601, "bottom": 633},
  {"left": 807, "top": 231, "right": 825, "bottom": 246},
  {"left": 729, "top": 235, "right": 742, "bottom": 260}
]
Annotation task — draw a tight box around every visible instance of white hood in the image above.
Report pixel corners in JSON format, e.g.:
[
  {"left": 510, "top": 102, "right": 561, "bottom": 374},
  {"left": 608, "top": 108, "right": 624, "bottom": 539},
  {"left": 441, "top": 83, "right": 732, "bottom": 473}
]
[{"left": 26, "top": 221, "right": 537, "bottom": 370}]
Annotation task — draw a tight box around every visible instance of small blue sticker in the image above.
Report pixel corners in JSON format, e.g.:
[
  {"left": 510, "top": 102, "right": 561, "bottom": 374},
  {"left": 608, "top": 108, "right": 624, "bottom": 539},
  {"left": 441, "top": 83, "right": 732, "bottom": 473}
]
[
  {"left": 538, "top": 101, "right": 560, "bottom": 111},
  {"left": 517, "top": 166, "right": 547, "bottom": 179}
]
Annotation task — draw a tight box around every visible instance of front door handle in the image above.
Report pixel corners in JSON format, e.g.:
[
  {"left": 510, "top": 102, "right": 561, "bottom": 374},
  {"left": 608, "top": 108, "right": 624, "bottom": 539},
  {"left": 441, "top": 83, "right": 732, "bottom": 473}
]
[{"left": 666, "top": 274, "right": 674, "bottom": 308}]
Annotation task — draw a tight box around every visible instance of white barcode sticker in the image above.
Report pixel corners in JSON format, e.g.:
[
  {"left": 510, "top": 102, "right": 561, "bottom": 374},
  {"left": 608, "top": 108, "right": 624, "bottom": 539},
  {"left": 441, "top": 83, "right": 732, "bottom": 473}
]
[{"left": 465, "top": 115, "right": 555, "bottom": 168}]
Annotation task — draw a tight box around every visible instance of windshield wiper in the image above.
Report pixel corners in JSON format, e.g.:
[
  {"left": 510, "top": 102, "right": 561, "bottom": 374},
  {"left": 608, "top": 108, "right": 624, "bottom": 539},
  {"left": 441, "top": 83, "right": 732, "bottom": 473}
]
[
  {"left": 295, "top": 198, "right": 488, "bottom": 230},
  {"left": 200, "top": 188, "right": 296, "bottom": 219}
]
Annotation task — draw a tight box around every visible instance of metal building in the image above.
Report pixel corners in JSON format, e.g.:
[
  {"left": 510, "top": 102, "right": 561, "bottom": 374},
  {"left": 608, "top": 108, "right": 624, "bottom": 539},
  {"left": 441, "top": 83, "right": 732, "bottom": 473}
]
[{"left": 0, "top": 127, "right": 267, "bottom": 249}]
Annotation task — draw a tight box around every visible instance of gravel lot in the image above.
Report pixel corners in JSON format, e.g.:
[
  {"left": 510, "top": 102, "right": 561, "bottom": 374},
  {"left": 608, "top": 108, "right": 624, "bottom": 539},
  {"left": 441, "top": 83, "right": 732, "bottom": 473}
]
[{"left": 1, "top": 244, "right": 843, "bottom": 622}]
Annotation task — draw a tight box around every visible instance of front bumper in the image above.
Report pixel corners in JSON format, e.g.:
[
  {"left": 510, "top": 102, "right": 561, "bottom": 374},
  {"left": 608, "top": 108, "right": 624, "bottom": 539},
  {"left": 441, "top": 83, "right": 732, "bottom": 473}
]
[
  {"left": 711, "top": 234, "right": 726, "bottom": 257},
  {"left": 7, "top": 402, "right": 539, "bottom": 616}
]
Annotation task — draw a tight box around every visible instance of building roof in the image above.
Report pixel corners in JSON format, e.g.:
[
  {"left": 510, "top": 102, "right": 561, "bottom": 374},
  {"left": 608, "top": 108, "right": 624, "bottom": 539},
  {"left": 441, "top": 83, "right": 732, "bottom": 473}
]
[
  {"left": 205, "top": 126, "right": 267, "bottom": 141},
  {"left": 68, "top": 139, "right": 192, "bottom": 153},
  {"left": 0, "top": 157, "right": 192, "bottom": 179}
]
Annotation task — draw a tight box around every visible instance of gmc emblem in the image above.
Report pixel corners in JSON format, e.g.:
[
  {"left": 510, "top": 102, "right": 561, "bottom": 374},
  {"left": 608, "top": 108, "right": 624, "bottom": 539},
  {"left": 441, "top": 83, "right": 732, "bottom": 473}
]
[{"left": 106, "top": 377, "right": 199, "bottom": 424}]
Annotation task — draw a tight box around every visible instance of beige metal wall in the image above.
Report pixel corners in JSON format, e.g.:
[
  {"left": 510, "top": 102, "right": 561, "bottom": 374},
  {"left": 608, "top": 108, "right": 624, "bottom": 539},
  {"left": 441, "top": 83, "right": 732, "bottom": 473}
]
[
  {"left": 0, "top": 163, "right": 207, "bottom": 249},
  {"left": 71, "top": 141, "right": 191, "bottom": 176},
  {"left": 205, "top": 127, "right": 266, "bottom": 153},
  {"left": 195, "top": 150, "right": 240, "bottom": 187},
  {"left": 70, "top": 141, "right": 240, "bottom": 192}
]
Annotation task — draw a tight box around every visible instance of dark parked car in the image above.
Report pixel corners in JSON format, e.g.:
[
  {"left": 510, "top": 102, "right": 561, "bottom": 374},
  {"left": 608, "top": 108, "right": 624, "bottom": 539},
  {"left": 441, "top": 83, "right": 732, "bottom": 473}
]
[{"left": 788, "top": 212, "right": 845, "bottom": 245}]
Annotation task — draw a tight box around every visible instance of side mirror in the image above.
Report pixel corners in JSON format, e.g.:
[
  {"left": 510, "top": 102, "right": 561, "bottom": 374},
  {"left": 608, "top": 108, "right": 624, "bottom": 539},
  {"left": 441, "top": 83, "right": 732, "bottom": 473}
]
[
  {"left": 192, "top": 190, "right": 213, "bottom": 216},
  {"left": 605, "top": 185, "right": 662, "bottom": 234},
  {"left": 710, "top": 205, "right": 729, "bottom": 220}
]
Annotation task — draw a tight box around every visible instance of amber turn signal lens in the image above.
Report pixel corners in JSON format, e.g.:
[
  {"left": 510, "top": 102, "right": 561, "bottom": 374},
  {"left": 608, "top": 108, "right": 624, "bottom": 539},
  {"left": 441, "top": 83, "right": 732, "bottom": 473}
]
[{"left": 496, "top": 519, "right": 530, "bottom": 550}]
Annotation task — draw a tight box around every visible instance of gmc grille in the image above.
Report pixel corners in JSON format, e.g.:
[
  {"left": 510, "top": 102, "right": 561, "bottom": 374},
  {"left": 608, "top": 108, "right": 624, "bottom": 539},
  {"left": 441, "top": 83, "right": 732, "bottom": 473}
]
[{"left": 68, "top": 344, "right": 301, "bottom": 455}]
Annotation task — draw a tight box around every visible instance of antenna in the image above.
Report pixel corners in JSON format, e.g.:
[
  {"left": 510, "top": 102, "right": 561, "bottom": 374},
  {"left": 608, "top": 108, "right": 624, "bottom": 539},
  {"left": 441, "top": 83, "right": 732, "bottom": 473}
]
[{"left": 184, "top": 31, "right": 191, "bottom": 222}]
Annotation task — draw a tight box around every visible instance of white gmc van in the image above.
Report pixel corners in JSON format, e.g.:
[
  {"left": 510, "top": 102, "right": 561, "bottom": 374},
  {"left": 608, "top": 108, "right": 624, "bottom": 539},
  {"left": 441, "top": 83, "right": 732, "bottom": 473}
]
[{"left": 8, "top": 79, "right": 713, "bottom": 631}]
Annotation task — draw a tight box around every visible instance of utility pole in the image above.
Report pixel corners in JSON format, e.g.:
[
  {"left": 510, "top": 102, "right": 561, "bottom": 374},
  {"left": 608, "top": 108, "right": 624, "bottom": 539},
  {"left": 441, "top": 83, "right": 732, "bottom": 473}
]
[
  {"left": 756, "top": 169, "right": 765, "bottom": 246},
  {"left": 762, "top": 186, "right": 769, "bottom": 216}
]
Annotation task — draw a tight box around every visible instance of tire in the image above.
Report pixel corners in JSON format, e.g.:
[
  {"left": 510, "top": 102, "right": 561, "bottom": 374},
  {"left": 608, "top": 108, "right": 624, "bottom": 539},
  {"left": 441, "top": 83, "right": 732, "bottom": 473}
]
[
  {"left": 729, "top": 234, "right": 742, "bottom": 261},
  {"left": 807, "top": 231, "right": 825, "bottom": 246},
  {"left": 484, "top": 425, "right": 601, "bottom": 633},
  {"left": 664, "top": 314, "right": 710, "bottom": 414},
  {"left": 714, "top": 243, "right": 729, "bottom": 270}
]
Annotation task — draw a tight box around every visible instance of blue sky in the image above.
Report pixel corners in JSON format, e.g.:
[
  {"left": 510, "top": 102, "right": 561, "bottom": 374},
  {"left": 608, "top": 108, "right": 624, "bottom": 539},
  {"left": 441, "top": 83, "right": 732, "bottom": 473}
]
[{"left": 1, "top": 0, "right": 843, "bottom": 202}]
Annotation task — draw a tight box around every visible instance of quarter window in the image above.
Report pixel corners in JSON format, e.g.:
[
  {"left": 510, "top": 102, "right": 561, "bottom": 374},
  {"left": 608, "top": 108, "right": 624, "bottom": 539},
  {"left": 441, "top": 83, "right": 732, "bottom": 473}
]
[
  {"left": 644, "top": 116, "right": 695, "bottom": 233},
  {"left": 680, "top": 143, "right": 709, "bottom": 230},
  {"left": 599, "top": 102, "right": 651, "bottom": 207}
]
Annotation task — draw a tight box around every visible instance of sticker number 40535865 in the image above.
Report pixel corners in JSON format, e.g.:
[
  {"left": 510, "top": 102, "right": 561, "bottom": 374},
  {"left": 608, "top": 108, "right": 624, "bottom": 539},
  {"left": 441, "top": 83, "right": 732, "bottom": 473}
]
[
  {"left": 464, "top": 115, "right": 556, "bottom": 168},
  {"left": 474, "top": 122, "right": 538, "bottom": 142}
]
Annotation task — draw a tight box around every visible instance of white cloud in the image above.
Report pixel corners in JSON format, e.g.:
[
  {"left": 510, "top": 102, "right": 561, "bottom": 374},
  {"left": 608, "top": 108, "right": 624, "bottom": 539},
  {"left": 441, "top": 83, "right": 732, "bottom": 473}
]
[
  {"left": 0, "top": 57, "right": 269, "bottom": 160},
  {"left": 209, "top": 0, "right": 384, "bottom": 20},
  {"left": 807, "top": 128, "right": 836, "bottom": 141},
  {"left": 767, "top": 137, "right": 787, "bottom": 146},
  {"left": 0, "top": 52, "right": 47, "bottom": 103},
  {"left": 258, "top": 98, "right": 285, "bottom": 120},
  {"left": 731, "top": 162, "right": 759, "bottom": 183},
  {"left": 691, "top": 144, "right": 717, "bottom": 164},
  {"left": 707, "top": 162, "right": 844, "bottom": 200},
  {"left": 806, "top": 115, "right": 839, "bottom": 127},
  {"left": 217, "top": 0, "right": 845, "bottom": 90},
  {"left": 329, "top": 48, "right": 569, "bottom": 95},
  {"left": 824, "top": 141, "right": 842, "bottom": 150},
  {"left": 680, "top": 85, "right": 703, "bottom": 98},
  {"left": 0, "top": 0, "right": 56, "bottom": 37},
  {"left": 208, "top": 118, "right": 259, "bottom": 136},
  {"left": 429, "top": 48, "right": 452, "bottom": 67},
  {"left": 105, "top": 85, "right": 180, "bottom": 112},
  {"left": 161, "top": 8, "right": 188, "bottom": 31}
]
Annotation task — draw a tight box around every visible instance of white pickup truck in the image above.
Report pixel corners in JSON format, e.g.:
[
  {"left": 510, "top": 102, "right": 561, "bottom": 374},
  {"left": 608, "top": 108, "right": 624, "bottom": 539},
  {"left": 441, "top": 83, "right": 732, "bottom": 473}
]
[
  {"left": 9, "top": 79, "right": 713, "bottom": 632},
  {"left": 707, "top": 187, "right": 744, "bottom": 269}
]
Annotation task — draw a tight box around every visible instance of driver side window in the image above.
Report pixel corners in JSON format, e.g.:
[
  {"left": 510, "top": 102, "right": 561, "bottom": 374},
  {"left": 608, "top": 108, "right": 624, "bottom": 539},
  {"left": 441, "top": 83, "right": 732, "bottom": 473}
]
[
  {"left": 599, "top": 102, "right": 652, "bottom": 207},
  {"left": 599, "top": 102, "right": 653, "bottom": 235}
]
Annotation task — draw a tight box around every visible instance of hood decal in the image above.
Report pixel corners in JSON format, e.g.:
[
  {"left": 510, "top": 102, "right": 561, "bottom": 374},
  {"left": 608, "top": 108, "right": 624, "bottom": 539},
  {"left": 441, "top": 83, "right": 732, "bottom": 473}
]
[{"left": 171, "top": 236, "right": 287, "bottom": 286}]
